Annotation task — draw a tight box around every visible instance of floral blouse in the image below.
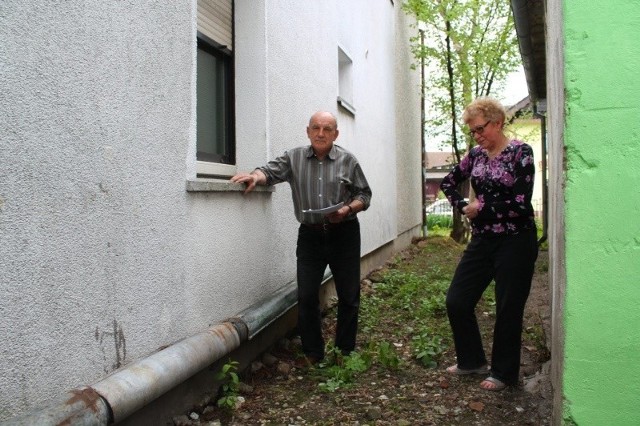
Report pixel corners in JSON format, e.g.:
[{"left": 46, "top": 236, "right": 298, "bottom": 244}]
[{"left": 440, "top": 140, "right": 536, "bottom": 237}]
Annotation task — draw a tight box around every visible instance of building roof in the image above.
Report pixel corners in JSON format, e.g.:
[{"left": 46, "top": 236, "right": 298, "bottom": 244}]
[
  {"left": 425, "top": 151, "right": 455, "bottom": 169},
  {"left": 505, "top": 95, "right": 536, "bottom": 124},
  {"left": 510, "top": 0, "right": 546, "bottom": 103}
]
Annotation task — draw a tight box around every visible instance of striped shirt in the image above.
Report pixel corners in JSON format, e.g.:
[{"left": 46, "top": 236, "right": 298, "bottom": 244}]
[{"left": 258, "top": 144, "right": 372, "bottom": 224}]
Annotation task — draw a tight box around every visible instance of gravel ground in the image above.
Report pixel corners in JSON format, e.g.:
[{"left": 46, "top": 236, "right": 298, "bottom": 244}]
[{"left": 173, "top": 236, "right": 552, "bottom": 426}]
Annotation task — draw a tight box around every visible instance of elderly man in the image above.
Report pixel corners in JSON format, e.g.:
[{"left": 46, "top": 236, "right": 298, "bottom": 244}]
[{"left": 231, "top": 111, "right": 372, "bottom": 366}]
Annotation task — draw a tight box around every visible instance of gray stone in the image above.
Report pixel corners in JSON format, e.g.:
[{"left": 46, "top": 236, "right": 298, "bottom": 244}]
[
  {"left": 277, "top": 361, "right": 292, "bottom": 375},
  {"left": 173, "top": 415, "right": 192, "bottom": 426},
  {"left": 238, "top": 382, "right": 254, "bottom": 394},
  {"left": 278, "top": 338, "right": 291, "bottom": 350},
  {"left": 366, "top": 406, "right": 382, "bottom": 420},
  {"left": 523, "top": 372, "right": 544, "bottom": 393},
  {"left": 262, "top": 352, "right": 279, "bottom": 366}
]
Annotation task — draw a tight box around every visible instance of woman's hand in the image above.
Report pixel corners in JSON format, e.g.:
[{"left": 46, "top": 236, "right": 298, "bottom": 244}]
[{"left": 462, "top": 200, "right": 481, "bottom": 219}]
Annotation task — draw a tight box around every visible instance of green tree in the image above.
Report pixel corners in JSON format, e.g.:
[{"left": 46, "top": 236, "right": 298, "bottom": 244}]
[{"left": 404, "top": 0, "right": 520, "bottom": 242}]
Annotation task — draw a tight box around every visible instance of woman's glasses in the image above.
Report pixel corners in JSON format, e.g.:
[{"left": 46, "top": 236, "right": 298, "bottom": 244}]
[{"left": 468, "top": 120, "right": 491, "bottom": 136}]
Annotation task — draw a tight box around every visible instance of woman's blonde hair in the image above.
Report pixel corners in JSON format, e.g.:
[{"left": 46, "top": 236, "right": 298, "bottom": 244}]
[{"left": 462, "top": 97, "right": 506, "bottom": 125}]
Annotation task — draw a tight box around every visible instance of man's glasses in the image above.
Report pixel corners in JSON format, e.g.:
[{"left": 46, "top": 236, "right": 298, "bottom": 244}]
[{"left": 468, "top": 120, "right": 491, "bottom": 136}]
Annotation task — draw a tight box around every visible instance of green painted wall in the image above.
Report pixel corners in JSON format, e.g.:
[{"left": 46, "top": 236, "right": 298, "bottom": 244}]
[{"left": 563, "top": 1, "right": 640, "bottom": 424}]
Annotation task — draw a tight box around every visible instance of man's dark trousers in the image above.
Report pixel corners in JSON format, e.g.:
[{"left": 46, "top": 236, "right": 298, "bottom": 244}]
[{"left": 296, "top": 219, "right": 361, "bottom": 360}]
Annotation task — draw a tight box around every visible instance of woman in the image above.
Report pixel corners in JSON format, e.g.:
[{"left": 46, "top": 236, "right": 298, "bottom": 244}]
[{"left": 440, "top": 97, "right": 538, "bottom": 391}]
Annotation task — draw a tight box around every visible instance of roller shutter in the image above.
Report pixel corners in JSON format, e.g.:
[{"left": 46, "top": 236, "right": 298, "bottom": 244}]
[{"left": 197, "top": 0, "right": 232, "bottom": 51}]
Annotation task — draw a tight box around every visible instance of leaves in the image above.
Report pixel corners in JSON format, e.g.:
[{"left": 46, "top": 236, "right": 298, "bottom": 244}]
[
  {"left": 404, "top": 0, "right": 520, "bottom": 241},
  {"left": 191, "top": 236, "right": 553, "bottom": 425},
  {"left": 215, "top": 360, "right": 241, "bottom": 411}
]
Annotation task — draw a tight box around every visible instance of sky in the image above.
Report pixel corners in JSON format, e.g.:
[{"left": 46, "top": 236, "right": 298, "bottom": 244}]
[
  {"left": 498, "top": 65, "right": 528, "bottom": 106},
  {"left": 425, "top": 66, "right": 528, "bottom": 151}
]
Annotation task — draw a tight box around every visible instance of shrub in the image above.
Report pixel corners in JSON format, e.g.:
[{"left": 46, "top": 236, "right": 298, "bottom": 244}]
[{"left": 426, "top": 214, "right": 453, "bottom": 229}]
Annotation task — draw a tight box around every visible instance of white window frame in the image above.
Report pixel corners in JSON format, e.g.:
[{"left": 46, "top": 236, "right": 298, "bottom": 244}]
[
  {"left": 196, "top": 0, "right": 236, "bottom": 177},
  {"left": 337, "top": 45, "right": 356, "bottom": 116}
]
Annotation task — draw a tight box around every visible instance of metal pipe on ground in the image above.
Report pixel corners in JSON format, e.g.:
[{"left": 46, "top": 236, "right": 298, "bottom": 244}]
[
  {"left": 3, "top": 271, "right": 332, "bottom": 425},
  {"left": 93, "top": 322, "right": 244, "bottom": 423},
  {"left": 2, "top": 388, "right": 111, "bottom": 426}
]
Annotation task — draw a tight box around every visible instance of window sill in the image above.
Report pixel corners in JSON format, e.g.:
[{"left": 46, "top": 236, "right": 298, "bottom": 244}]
[
  {"left": 337, "top": 96, "right": 356, "bottom": 116},
  {"left": 186, "top": 178, "right": 276, "bottom": 193}
]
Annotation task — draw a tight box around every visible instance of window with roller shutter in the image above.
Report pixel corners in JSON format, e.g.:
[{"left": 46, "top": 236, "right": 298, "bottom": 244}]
[{"left": 196, "top": 0, "right": 235, "bottom": 177}]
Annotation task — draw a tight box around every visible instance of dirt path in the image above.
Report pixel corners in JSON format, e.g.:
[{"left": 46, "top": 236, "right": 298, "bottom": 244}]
[{"left": 174, "top": 238, "right": 553, "bottom": 426}]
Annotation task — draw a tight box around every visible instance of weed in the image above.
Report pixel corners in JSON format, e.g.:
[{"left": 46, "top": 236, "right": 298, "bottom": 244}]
[
  {"left": 562, "top": 405, "right": 578, "bottom": 426},
  {"left": 482, "top": 282, "right": 497, "bottom": 307},
  {"left": 536, "top": 254, "right": 549, "bottom": 273},
  {"left": 376, "top": 341, "right": 401, "bottom": 370},
  {"left": 418, "top": 293, "right": 447, "bottom": 317},
  {"left": 317, "top": 347, "right": 370, "bottom": 393},
  {"left": 359, "top": 261, "right": 456, "bottom": 373},
  {"left": 316, "top": 237, "right": 463, "bottom": 392},
  {"left": 359, "top": 294, "right": 382, "bottom": 334},
  {"left": 525, "top": 313, "right": 551, "bottom": 362},
  {"left": 426, "top": 227, "right": 451, "bottom": 238},
  {"left": 411, "top": 332, "right": 447, "bottom": 368},
  {"left": 318, "top": 377, "right": 343, "bottom": 393},
  {"left": 215, "top": 360, "right": 240, "bottom": 411},
  {"left": 427, "top": 214, "right": 453, "bottom": 229}
]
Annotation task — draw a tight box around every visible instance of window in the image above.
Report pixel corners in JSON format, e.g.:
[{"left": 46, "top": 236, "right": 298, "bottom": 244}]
[
  {"left": 197, "top": 0, "right": 235, "bottom": 177},
  {"left": 337, "top": 45, "right": 356, "bottom": 116}
]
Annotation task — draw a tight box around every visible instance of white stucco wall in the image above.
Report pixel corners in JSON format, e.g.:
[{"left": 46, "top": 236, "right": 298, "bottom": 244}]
[
  {"left": 1, "top": 2, "right": 197, "bottom": 420},
  {"left": 235, "top": 0, "right": 417, "bottom": 253},
  {"left": 393, "top": 4, "right": 424, "bottom": 233},
  {"left": 0, "top": 0, "right": 421, "bottom": 419}
]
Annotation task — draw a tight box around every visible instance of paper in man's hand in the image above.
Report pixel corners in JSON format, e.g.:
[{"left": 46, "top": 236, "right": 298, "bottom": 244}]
[{"left": 302, "top": 202, "right": 344, "bottom": 215}]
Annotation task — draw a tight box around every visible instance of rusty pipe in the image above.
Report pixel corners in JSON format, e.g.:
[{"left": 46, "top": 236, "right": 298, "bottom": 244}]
[
  {"left": 4, "top": 272, "right": 335, "bottom": 425},
  {"left": 92, "top": 321, "right": 243, "bottom": 423},
  {"left": 2, "top": 388, "right": 111, "bottom": 426},
  {"left": 3, "top": 322, "right": 244, "bottom": 425}
]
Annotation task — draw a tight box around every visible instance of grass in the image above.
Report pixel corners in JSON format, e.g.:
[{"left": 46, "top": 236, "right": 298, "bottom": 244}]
[
  {"left": 360, "top": 237, "right": 465, "bottom": 354},
  {"left": 281, "top": 235, "right": 470, "bottom": 395},
  {"left": 297, "top": 233, "right": 505, "bottom": 402},
  {"left": 203, "top": 235, "right": 552, "bottom": 424},
  {"left": 426, "top": 213, "right": 453, "bottom": 230}
]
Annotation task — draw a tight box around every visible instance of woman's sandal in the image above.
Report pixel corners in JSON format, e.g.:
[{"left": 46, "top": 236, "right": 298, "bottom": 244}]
[
  {"left": 446, "top": 364, "right": 490, "bottom": 375},
  {"left": 480, "top": 376, "right": 507, "bottom": 391}
]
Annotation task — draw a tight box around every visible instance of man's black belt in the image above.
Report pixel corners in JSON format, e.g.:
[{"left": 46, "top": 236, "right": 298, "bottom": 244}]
[{"left": 302, "top": 220, "right": 353, "bottom": 231}]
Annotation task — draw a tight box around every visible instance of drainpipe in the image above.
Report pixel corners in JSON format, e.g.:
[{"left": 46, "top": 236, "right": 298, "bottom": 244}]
[
  {"left": 419, "top": 22, "right": 428, "bottom": 237},
  {"left": 510, "top": 0, "right": 539, "bottom": 99},
  {"left": 510, "top": 0, "right": 547, "bottom": 245},
  {"left": 535, "top": 101, "right": 548, "bottom": 245},
  {"left": 5, "top": 272, "right": 332, "bottom": 425}
]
